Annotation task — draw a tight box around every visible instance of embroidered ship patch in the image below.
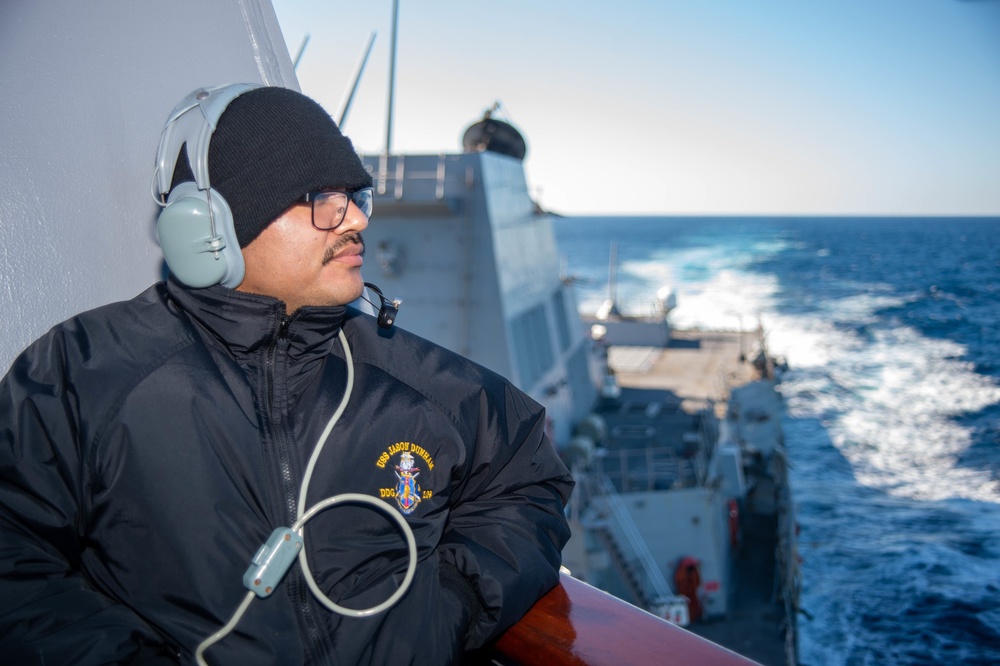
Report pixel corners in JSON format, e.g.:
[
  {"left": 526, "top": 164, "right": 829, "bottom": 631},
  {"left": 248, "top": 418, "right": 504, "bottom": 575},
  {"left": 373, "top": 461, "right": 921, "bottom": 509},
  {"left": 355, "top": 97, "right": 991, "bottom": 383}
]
[{"left": 376, "top": 442, "right": 435, "bottom": 515}]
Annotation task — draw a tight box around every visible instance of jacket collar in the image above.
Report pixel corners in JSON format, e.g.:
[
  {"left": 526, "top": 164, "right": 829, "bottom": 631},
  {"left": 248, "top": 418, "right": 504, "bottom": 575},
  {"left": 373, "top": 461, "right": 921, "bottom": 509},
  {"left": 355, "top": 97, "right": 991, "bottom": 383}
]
[{"left": 164, "top": 278, "right": 346, "bottom": 364}]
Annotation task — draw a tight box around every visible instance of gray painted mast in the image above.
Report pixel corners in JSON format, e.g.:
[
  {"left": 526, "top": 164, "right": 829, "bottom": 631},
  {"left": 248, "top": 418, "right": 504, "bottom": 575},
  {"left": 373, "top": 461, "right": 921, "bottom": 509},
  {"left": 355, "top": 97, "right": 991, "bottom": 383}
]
[
  {"left": 377, "top": 0, "right": 400, "bottom": 193},
  {"left": 385, "top": 0, "right": 399, "bottom": 155}
]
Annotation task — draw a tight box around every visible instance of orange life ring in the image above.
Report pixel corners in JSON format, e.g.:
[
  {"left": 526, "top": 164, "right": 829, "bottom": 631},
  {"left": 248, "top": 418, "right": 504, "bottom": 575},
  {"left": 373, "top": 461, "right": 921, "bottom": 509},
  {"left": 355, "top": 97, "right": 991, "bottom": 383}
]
[{"left": 674, "top": 557, "right": 702, "bottom": 622}]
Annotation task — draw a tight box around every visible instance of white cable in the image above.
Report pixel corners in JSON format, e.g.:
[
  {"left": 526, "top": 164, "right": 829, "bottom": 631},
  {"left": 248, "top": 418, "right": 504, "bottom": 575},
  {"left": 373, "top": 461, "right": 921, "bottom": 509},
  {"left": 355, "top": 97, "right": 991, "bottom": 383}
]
[
  {"left": 150, "top": 168, "right": 168, "bottom": 207},
  {"left": 196, "top": 328, "right": 418, "bottom": 664},
  {"left": 297, "top": 329, "right": 356, "bottom": 520},
  {"left": 195, "top": 591, "right": 255, "bottom": 666},
  {"left": 294, "top": 493, "right": 418, "bottom": 617},
  {"left": 294, "top": 330, "right": 417, "bottom": 616}
]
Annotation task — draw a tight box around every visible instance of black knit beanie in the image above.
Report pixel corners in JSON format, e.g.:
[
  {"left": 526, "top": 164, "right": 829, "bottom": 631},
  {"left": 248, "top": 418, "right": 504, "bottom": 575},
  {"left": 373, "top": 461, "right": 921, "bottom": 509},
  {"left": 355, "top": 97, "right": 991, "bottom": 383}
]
[{"left": 170, "top": 86, "right": 372, "bottom": 248}]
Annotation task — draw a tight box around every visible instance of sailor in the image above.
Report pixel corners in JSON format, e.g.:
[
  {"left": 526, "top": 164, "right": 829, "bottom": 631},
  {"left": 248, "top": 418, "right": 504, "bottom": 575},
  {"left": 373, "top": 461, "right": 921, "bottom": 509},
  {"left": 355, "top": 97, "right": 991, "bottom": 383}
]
[{"left": 0, "top": 85, "right": 573, "bottom": 665}]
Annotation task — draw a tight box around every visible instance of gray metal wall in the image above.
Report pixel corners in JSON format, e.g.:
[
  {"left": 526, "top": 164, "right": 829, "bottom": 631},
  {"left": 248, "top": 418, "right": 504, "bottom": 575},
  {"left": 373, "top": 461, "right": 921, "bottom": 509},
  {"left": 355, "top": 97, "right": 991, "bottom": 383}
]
[{"left": 0, "top": 0, "right": 297, "bottom": 370}]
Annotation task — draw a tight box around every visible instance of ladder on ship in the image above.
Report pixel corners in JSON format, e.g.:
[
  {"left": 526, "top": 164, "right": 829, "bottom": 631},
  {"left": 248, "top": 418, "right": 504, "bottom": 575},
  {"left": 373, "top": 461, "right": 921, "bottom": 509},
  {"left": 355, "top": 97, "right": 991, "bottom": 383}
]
[{"left": 582, "top": 475, "right": 676, "bottom": 616}]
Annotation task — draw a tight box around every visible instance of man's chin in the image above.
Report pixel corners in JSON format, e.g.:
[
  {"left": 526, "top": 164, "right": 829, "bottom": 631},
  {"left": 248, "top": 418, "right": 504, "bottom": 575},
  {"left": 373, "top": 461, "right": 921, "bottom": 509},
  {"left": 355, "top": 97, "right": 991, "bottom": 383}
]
[{"left": 339, "top": 279, "right": 368, "bottom": 309}]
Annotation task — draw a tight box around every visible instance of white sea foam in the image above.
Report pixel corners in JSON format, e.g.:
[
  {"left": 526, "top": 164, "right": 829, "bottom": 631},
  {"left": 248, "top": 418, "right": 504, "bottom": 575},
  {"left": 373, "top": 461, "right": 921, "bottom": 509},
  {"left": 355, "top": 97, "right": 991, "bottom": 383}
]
[
  {"left": 817, "top": 288, "right": 911, "bottom": 323},
  {"left": 832, "top": 330, "right": 1000, "bottom": 502},
  {"left": 668, "top": 268, "right": 782, "bottom": 331},
  {"left": 778, "top": 320, "right": 1000, "bottom": 503},
  {"left": 577, "top": 235, "right": 789, "bottom": 328},
  {"left": 760, "top": 315, "right": 842, "bottom": 369}
]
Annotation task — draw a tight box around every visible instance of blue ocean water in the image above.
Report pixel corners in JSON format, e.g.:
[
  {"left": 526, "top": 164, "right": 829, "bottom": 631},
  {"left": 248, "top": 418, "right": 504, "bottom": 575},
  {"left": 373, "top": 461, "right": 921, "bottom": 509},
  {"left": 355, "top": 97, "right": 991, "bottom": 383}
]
[{"left": 552, "top": 216, "right": 1000, "bottom": 666}]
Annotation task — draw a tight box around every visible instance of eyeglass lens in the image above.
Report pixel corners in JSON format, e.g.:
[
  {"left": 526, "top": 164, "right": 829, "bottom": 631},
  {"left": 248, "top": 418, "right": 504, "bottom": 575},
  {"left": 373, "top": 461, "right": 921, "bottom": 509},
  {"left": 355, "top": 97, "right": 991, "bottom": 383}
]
[{"left": 312, "top": 189, "right": 373, "bottom": 229}]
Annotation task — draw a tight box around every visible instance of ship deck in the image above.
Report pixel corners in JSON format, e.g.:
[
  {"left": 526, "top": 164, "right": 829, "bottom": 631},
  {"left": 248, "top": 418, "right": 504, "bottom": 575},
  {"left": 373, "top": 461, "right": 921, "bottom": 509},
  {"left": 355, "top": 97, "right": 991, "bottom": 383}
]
[
  {"left": 607, "top": 329, "right": 754, "bottom": 414},
  {"left": 601, "top": 329, "right": 789, "bottom": 666}
]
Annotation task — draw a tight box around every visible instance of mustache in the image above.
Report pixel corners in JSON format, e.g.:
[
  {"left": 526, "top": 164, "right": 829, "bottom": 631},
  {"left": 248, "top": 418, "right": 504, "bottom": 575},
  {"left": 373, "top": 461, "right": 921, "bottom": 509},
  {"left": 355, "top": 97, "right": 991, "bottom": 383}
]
[{"left": 322, "top": 232, "right": 365, "bottom": 265}]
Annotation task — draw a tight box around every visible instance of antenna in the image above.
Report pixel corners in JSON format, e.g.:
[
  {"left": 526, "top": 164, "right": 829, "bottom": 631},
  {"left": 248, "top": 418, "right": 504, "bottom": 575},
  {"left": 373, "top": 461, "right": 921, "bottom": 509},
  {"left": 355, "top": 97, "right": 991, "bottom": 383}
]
[
  {"left": 596, "top": 241, "right": 621, "bottom": 320},
  {"left": 292, "top": 35, "right": 310, "bottom": 70},
  {"left": 608, "top": 240, "right": 619, "bottom": 309},
  {"left": 338, "top": 32, "right": 377, "bottom": 129}
]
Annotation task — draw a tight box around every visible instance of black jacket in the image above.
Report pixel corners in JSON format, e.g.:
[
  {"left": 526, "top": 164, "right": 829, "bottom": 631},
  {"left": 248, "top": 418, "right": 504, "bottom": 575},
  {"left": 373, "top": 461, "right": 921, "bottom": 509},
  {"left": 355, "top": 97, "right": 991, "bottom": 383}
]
[{"left": 0, "top": 280, "right": 574, "bottom": 665}]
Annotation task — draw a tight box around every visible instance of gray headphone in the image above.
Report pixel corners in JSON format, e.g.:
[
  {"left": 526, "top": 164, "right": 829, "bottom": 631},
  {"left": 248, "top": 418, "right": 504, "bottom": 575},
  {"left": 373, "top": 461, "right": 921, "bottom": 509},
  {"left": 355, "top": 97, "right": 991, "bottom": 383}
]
[{"left": 153, "top": 83, "right": 261, "bottom": 288}]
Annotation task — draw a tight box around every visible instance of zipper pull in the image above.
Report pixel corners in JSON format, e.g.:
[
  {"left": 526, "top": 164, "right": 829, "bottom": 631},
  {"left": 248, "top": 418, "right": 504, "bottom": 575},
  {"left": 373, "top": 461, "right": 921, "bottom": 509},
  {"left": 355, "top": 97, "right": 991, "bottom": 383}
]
[{"left": 276, "top": 316, "right": 291, "bottom": 349}]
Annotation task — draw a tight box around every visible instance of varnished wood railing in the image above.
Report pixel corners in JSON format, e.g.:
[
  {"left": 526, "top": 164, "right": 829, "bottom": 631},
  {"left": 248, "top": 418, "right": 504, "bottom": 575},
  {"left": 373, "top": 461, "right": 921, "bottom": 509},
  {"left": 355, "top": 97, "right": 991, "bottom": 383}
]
[{"left": 492, "top": 573, "right": 760, "bottom": 665}]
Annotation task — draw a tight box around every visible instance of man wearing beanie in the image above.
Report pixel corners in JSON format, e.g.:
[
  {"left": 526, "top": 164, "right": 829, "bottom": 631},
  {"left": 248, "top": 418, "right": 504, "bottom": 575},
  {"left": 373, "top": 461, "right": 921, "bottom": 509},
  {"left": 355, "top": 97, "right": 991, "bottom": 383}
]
[{"left": 0, "top": 85, "right": 573, "bottom": 665}]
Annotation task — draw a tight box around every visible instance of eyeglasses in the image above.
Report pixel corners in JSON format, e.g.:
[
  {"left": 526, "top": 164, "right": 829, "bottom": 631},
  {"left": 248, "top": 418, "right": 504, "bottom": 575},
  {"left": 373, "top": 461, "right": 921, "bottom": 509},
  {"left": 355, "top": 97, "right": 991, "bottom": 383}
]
[{"left": 301, "top": 187, "right": 374, "bottom": 230}]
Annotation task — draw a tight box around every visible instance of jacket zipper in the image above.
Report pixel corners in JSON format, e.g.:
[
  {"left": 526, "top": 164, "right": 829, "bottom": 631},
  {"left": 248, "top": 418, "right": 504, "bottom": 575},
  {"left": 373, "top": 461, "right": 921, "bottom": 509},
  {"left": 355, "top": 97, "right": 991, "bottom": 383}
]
[
  {"left": 265, "top": 316, "right": 297, "bottom": 520},
  {"left": 264, "top": 314, "right": 334, "bottom": 664}
]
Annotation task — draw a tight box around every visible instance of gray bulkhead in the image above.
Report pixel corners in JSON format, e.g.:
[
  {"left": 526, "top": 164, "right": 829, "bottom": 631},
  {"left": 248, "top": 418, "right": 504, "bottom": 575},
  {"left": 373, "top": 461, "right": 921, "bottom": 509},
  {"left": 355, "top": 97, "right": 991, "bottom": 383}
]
[{"left": 0, "top": 0, "right": 295, "bottom": 371}]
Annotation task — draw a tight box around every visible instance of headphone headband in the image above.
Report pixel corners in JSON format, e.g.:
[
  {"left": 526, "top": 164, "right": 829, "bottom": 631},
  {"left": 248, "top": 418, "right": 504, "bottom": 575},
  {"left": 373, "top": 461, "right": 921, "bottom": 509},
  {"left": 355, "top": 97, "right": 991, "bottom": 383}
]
[{"left": 154, "top": 83, "right": 262, "bottom": 198}]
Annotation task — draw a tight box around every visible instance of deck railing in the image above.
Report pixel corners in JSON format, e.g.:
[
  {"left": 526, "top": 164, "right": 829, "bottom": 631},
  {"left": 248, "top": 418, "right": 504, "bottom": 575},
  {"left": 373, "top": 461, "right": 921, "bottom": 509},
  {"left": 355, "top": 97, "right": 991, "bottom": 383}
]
[{"left": 491, "top": 573, "right": 760, "bottom": 665}]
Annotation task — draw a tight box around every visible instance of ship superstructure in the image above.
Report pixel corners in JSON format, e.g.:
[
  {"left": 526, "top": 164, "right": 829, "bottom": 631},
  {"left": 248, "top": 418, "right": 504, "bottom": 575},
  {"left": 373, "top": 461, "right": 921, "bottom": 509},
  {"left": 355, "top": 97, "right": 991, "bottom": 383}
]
[{"left": 359, "top": 119, "right": 600, "bottom": 448}]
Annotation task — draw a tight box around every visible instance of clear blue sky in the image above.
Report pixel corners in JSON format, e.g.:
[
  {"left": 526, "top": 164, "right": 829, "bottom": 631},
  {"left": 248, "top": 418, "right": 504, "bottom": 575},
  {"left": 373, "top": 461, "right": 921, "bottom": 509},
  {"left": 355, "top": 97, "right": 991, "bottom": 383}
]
[{"left": 270, "top": 0, "right": 1000, "bottom": 216}]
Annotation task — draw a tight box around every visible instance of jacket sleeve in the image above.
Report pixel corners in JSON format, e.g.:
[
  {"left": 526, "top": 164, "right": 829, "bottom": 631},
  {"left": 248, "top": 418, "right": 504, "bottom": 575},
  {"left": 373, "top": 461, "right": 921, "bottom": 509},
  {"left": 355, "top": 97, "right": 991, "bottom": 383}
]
[
  {"left": 437, "top": 379, "right": 574, "bottom": 649},
  {"left": 0, "top": 333, "right": 172, "bottom": 665}
]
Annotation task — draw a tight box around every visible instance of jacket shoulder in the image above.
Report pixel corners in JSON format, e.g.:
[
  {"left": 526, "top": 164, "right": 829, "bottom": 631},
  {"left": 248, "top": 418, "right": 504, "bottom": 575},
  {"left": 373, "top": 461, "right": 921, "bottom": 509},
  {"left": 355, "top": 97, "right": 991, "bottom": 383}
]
[
  {"left": 5, "top": 283, "right": 197, "bottom": 416},
  {"left": 41, "top": 283, "right": 192, "bottom": 365},
  {"left": 341, "top": 310, "right": 541, "bottom": 425}
]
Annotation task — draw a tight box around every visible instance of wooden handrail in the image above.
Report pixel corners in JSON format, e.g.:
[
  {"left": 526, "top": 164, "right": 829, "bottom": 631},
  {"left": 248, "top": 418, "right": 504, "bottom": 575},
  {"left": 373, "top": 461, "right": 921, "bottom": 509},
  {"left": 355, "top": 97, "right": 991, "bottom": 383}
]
[{"left": 493, "top": 573, "right": 760, "bottom": 665}]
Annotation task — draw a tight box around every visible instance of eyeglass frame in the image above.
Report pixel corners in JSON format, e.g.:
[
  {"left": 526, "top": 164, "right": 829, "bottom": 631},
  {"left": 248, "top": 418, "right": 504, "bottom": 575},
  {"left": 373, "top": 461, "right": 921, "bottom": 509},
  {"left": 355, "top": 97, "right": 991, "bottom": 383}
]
[{"left": 300, "top": 187, "right": 374, "bottom": 230}]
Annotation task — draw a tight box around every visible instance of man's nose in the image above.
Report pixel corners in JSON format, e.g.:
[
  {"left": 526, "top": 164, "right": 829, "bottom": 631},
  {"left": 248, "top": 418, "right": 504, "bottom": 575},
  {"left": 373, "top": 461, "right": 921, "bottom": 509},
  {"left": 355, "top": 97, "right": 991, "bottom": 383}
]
[{"left": 339, "top": 200, "right": 369, "bottom": 232}]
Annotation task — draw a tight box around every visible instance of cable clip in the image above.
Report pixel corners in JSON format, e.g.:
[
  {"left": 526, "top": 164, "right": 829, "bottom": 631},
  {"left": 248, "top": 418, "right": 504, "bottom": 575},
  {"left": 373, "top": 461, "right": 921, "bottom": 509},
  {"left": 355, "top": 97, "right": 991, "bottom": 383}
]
[{"left": 242, "top": 527, "right": 303, "bottom": 598}]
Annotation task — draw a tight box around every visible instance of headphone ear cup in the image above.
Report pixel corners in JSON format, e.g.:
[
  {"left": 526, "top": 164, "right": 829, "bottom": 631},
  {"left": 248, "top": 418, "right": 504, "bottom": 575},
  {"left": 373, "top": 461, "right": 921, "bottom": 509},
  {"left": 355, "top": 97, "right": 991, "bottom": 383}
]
[
  {"left": 157, "top": 182, "right": 245, "bottom": 288},
  {"left": 153, "top": 84, "right": 259, "bottom": 290}
]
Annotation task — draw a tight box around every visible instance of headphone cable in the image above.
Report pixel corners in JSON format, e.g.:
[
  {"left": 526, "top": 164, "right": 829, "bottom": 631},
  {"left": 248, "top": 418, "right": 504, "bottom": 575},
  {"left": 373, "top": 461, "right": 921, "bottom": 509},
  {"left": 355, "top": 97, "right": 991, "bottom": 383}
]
[{"left": 195, "top": 329, "right": 417, "bottom": 665}]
